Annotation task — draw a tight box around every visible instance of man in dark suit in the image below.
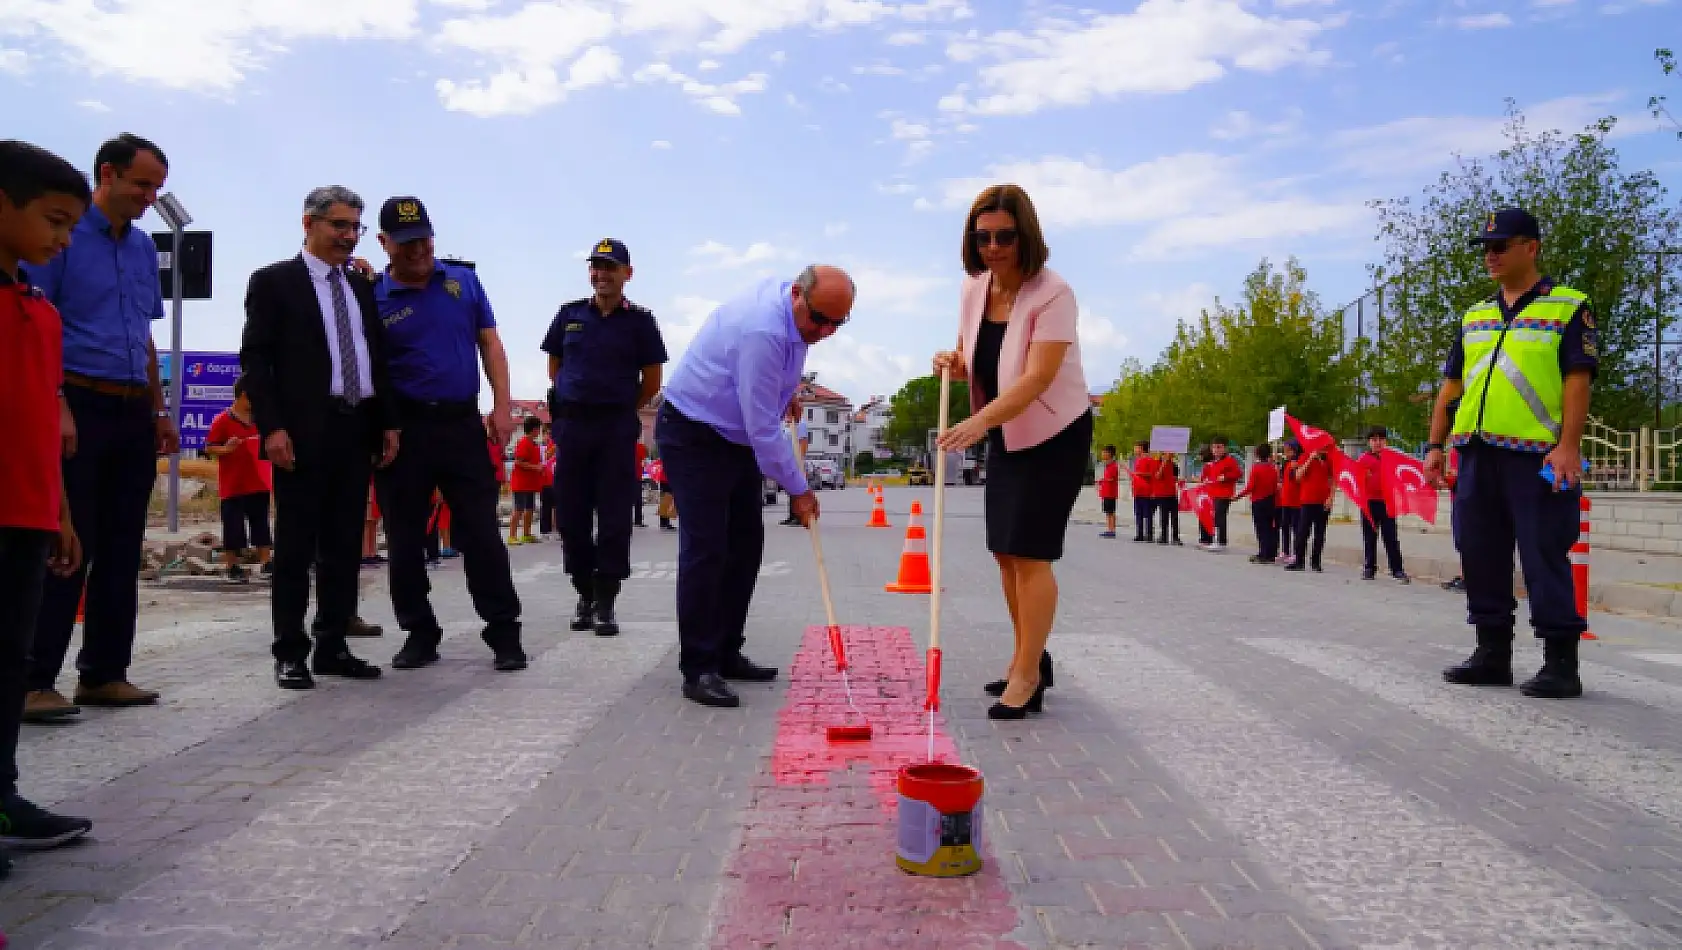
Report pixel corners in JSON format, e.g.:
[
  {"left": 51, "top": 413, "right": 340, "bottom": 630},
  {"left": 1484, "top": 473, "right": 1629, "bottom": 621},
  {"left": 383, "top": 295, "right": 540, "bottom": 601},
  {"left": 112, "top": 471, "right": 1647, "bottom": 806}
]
[{"left": 240, "top": 185, "right": 400, "bottom": 690}]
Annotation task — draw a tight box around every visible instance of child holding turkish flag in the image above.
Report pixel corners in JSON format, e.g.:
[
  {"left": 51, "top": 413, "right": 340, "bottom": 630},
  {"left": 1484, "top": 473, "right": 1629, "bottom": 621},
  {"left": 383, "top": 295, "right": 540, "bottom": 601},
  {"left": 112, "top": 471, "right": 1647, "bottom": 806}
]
[
  {"left": 1198, "top": 437, "right": 1242, "bottom": 550},
  {"left": 1357, "top": 427, "right": 1410, "bottom": 584},
  {"left": 1286, "top": 444, "right": 1333, "bottom": 573}
]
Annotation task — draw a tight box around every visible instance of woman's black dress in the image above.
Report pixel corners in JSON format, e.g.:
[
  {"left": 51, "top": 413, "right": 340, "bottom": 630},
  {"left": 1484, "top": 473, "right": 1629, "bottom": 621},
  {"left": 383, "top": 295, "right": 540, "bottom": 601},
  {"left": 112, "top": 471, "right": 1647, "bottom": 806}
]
[{"left": 972, "top": 317, "right": 1093, "bottom": 562}]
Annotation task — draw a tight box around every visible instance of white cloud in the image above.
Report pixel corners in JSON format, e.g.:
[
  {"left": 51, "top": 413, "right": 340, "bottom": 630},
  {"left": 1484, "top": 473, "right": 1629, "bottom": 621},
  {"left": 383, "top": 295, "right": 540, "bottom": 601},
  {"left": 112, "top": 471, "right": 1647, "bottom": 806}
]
[
  {"left": 651, "top": 139, "right": 673, "bottom": 149},
  {"left": 847, "top": 265, "right": 950, "bottom": 315},
  {"left": 612, "top": 0, "right": 969, "bottom": 54},
  {"left": 885, "top": 29, "right": 927, "bottom": 44},
  {"left": 663, "top": 295, "right": 722, "bottom": 358},
  {"left": 1141, "top": 283, "right": 1216, "bottom": 328},
  {"left": 436, "top": 45, "right": 622, "bottom": 116},
  {"left": 804, "top": 335, "right": 920, "bottom": 405},
  {"left": 689, "top": 240, "right": 795, "bottom": 271},
  {"left": 1209, "top": 107, "right": 1303, "bottom": 141},
  {"left": 0, "top": 49, "right": 26, "bottom": 73},
  {"left": 76, "top": 98, "right": 111, "bottom": 112},
  {"left": 0, "top": 0, "right": 419, "bottom": 89},
  {"left": 697, "top": 58, "right": 721, "bottom": 70},
  {"left": 853, "top": 63, "right": 907, "bottom": 75},
  {"left": 1331, "top": 92, "right": 1664, "bottom": 176},
  {"left": 633, "top": 62, "right": 768, "bottom": 114},
  {"left": 1133, "top": 200, "right": 1369, "bottom": 259},
  {"left": 1078, "top": 310, "right": 1129, "bottom": 350},
  {"left": 1453, "top": 12, "right": 1513, "bottom": 28},
  {"left": 939, "top": 0, "right": 1337, "bottom": 116},
  {"left": 824, "top": 221, "right": 850, "bottom": 237}
]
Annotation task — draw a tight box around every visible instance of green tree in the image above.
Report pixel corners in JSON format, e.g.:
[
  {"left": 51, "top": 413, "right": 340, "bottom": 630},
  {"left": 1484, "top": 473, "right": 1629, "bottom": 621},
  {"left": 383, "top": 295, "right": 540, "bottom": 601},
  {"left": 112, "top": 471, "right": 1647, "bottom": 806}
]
[
  {"left": 1092, "top": 258, "right": 1361, "bottom": 449},
  {"left": 1368, "top": 106, "right": 1682, "bottom": 431},
  {"left": 1653, "top": 48, "right": 1681, "bottom": 143},
  {"left": 884, "top": 375, "right": 971, "bottom": 453},
  {"left": 853, "top": 451, "right": 875, "bottom": 474}
]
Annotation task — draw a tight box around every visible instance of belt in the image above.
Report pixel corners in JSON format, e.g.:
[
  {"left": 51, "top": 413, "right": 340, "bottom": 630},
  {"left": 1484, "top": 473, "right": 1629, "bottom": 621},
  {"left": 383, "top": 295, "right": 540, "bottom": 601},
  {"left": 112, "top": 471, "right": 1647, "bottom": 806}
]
[
  {"left": 555, "top": 401, "right": 636, "bottom": 419},
  {"left": 64, "top": 372, "right": 151, "bottom": 400},
  {"left": 396, "top": 396, "right": 477, "bottom": 420}
]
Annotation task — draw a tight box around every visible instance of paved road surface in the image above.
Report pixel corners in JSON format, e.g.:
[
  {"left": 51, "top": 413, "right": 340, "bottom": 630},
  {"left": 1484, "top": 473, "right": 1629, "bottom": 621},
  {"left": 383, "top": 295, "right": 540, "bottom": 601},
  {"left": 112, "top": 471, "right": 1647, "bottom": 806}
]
[{"left": 6, "top": 484, "right": 1682, "bottom": 948}]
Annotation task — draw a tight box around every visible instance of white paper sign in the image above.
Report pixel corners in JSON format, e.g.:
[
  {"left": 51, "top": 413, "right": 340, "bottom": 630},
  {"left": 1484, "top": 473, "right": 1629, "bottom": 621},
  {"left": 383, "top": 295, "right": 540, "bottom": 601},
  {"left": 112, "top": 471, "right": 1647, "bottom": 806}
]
[
  {"left": 1267, "top": 406, "right": 1286, "bottom": 442},
  {"left": 1149, "top": 425, "right": 1191, "bottom": 455}
]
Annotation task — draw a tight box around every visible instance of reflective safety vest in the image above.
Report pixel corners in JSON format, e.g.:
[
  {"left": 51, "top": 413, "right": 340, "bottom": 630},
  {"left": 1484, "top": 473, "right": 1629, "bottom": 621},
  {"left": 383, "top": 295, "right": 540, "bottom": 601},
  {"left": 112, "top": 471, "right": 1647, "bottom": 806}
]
[{"left": 1450, "top": 285, "right": 1587, "bottom": 453}]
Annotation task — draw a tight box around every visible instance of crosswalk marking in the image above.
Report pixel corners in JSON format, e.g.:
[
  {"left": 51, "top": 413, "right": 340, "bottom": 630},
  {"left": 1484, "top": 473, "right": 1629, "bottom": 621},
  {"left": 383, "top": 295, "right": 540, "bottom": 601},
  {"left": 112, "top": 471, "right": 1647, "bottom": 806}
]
[
  {"left": 1245, "top": 638, "right": 1682, "bottom": 830},
  {"left": 1061, "top": 635, "right": 1663, "bottom": 949}
]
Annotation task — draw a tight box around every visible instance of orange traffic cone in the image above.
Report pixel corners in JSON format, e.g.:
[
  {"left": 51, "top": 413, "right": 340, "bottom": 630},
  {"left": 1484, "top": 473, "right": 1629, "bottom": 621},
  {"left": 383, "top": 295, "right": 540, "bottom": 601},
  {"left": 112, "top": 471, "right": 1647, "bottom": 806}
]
[
  {"left": 1575, "top": 495, "right": 1597, "bottom": 641},
  {"left": 867, "top": 487, "right": 892, "bottom": 528},
  {"left": 885, "top": 502, "right": 932, "bottom": 593}
]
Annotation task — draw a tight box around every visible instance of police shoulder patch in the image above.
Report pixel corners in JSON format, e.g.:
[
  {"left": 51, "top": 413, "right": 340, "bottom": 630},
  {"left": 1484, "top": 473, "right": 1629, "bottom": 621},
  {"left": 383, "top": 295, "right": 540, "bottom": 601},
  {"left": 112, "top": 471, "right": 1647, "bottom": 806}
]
[
  {"left": 1579, "top": 307, "right": 1595, "bottom": 329},
  {"left": 1581, "top": 331, "right": 1599, "bottom": 358},
  {"left": 443, "top": 278, "right": 462, "bottom": 299}
]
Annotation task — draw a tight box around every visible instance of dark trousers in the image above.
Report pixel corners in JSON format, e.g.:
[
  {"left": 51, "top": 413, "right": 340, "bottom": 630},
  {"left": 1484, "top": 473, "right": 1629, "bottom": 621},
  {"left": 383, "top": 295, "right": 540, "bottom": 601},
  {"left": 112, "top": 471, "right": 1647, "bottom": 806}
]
[
  {"left": 1132, "top": 497, "right": 1154, "bottom": 539},
  {"left": 1455, "top": 443, "right": 1584, "bottom": 638},
  {"left": 375, "top": 404, "right": 521, "bottom": 651},
  {"left": 31, "top": 387, "right": 156, "bottom": 691},
  {"left": 271, "top": 409, "right": 374, "bottom": 663},
  {"left": 1200, "top": 498, "right": 1233, "bottom": 545},
  {"left": 1277, "top": 505, "right": 1299, "bottom": 559},
  {"left": 220, "top": 492, "right": 273, "bottom": 552},
  {"left": 1362, "top": 500, "right": 1405, "bottom": 575},
  {"left": 554, "top": 406, "right": 642, "bottom": 582},
  {"left": 538, "top": 485, "right": 556, "bottom": 535},
  {"left": 1, "top": 529, "right": 50, "bottom": 799},
  {"left": 1156, "top": 497, "right": 1180, "bottom": 542},
  {"left": 1251, "top": 497, "right": 1278, "bottom": 560},
  {"left": 1297, "top": 505, "right": 1329, "bottom": 568},
  {"left": 635, "top": 477, "right": 646, "bottom": 526},
  {"left": 657, "top": 403, "right": 764, "bottom": 680}
]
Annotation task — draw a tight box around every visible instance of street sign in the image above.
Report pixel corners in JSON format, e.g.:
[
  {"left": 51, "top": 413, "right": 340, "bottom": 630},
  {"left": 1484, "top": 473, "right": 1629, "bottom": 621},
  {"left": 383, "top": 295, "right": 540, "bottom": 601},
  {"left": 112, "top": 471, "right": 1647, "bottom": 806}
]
[
  {"left": 159, "top": 350, "right": 241, "bottom": 451},
  {"left": 152, "top": 230, "right": 213, "bottom": 300},
  {"left": 1149, "top": 425, "right": 1191, "bottom": 454}
]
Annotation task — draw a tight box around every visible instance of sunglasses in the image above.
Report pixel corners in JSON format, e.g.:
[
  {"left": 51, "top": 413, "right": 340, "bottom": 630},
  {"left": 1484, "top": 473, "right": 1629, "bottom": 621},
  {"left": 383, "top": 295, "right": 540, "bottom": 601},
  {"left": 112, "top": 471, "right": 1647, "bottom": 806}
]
[
  {"left": 808, "top": 305, "right": 849, "bottom": 329},
  {"left": 970, "top": 228, "right": 1018, "bottom": 248},
  {"left": 1483, "top": 239, "right": 1530, "bottom": 255}
]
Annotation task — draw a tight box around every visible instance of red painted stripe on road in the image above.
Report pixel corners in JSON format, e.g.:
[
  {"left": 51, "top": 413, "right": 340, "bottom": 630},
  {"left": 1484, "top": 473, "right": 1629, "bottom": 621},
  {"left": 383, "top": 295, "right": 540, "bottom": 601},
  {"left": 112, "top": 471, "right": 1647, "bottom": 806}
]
[{"left": 712, "top": 625, "right": 1026, "bottom": 948}]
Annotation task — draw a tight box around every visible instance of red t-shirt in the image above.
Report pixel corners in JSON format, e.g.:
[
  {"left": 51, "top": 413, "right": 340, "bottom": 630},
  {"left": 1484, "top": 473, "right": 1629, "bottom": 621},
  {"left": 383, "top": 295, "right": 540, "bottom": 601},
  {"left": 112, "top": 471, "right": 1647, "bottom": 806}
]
[
  {"left": 1130, "top": 455, "right": 1158, "bottom": 498},
  {"left": 207, "top": 409, "right": 271, "bottom": 499},
  {"left": 489, "top": 437, "right": 507, "bottom": 483},
  {"left": 511, "top": 436, "right": 546, "bottom": 493},
  {"left": 1297, "top": 455, "right": 1332, "bottom": 505},
  {"left": 636, "top": 442, "right": 648, "bottom": 466},
  {"left": 1097, "top": 460, "right": 1121, "bottom": 500},
  {"left": 1359, "top": 451, "right": 1385, "bottom": 501},
  {"left": 0, "top": 276, "right": 63, "bottom": 532},
  {"left": 1201, "top": 455, "right": 1242, "bottom": 500},
  {"left": 1243, "top": 461, "right": 1278, "bottom": 501},
  {"left": 1150, "top": 457, "right": 1179, "bottom": 498},
  {"left": 1278, "top": 460, "right": 1301, "bottom": 507}
]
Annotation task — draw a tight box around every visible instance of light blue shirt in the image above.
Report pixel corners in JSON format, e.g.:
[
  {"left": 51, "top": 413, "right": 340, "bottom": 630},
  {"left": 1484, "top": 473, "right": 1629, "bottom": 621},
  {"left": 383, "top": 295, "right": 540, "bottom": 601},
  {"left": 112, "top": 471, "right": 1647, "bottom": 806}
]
[
  {"left": 664, "top": 278, "right": 810, "bottom": 495},
  {"left": 22, "top": 203, "right": 163, "bottom": 384}
]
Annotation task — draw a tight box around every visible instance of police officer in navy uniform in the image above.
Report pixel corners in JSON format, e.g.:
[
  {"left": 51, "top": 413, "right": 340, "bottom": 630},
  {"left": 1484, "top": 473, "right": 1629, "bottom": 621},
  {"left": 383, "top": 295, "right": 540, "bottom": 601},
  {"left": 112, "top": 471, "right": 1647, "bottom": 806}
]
[
  {"left": 541, "top": 239, "right": 668, "bottom": 637},
  {"left": 1426, "top": 208, "right": 1598, "bottom": 699},
  {"left": 371, "top": 196, "right": 525, "bottom": 672}
]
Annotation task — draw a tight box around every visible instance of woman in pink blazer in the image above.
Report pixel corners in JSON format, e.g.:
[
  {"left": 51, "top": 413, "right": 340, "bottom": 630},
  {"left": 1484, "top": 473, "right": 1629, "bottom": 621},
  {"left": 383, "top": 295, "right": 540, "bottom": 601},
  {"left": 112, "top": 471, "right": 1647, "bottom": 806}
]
[{"left": 933, "top": 184, "right": 1092, "bottom": 720}]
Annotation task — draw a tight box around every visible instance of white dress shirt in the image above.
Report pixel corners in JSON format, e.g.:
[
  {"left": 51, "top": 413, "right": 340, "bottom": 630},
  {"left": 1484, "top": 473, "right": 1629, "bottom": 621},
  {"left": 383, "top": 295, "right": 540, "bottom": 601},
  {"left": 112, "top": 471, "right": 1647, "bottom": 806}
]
[{"left": 301, "top": 250, "right": 376, "bottom": 400}]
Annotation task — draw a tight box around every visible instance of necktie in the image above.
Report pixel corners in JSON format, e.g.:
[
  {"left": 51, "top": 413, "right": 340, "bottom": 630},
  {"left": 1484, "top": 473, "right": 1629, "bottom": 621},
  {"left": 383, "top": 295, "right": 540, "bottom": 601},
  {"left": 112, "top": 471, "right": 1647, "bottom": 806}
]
[{"left": 326, "top": 268, "right": 362, "bottom": 403}]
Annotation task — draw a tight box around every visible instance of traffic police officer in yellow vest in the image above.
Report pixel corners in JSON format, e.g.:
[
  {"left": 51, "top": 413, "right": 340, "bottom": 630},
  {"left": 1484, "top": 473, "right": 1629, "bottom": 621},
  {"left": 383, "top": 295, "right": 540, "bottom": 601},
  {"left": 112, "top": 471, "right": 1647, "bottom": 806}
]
[{"left": 1425, "top": 208, "right": 1598, "bottom": 699}]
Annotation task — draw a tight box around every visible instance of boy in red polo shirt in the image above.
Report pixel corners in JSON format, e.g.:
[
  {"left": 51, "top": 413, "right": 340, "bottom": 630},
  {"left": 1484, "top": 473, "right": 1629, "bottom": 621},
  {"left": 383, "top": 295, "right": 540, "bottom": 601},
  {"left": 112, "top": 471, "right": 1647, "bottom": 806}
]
[
  {"left": 1358, "top": 426, "right": 1409, "bottom": 584},
  {"left": 205, "top": 378, "right": 272, "bottom": 583},
  {"left": 1276, "top": 441, "right": 1302, "bottom": 566},
  {"left": 1096, "top": 445, "right": 1121, "bottom": 538},
  {"left": 509, "top": 416, "right": 545, "bottom": 544},
  {"left": 1127, "top": 441, "right": 1157, "bottom": 543},
  {"left": 0, "top": 140, "right": 98, "bottom": 880},
  {"left": 1198, "top": 437, "right": 1242, "bottom": 551},
  {"left": 1235, "top": 443, "right": 1279, "bottom": 563},
  {"left": 1151, "top": 451, "right": 1182, "bottom": 545},
  {"left": 1287, "top": 444, "right": 1334, "bottom": 573}
]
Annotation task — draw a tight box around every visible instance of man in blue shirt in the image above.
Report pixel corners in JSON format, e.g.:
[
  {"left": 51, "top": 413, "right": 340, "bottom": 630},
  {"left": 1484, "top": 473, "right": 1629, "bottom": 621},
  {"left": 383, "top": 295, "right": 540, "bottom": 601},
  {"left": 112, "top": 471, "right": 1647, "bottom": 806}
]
[
  {"left": 656, "top": 265, "right": 853, "bottom": 708},
  {"left": 21, "top": 134, "right": 174, "bottom": 722},
  {"left": 540, "top": 239, "right": 668, "bottom": 637},
  {"left": 372, "top": 197, "right": 525, "bottom": 672}
]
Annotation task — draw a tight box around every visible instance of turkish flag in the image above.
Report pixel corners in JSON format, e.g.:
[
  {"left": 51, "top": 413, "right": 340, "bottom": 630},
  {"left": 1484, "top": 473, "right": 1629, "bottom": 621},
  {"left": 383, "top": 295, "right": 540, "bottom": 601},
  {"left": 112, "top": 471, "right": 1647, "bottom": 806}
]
[
  {"left": 1180, "top": 484, "right": 1216, "bottom": 535},
  {"left": 1329, "top": 447, "right": 1371, "bottom": 524},
  {"left": 1285, "top": 414, "right": 1336, "bottom": 455},
  {"left": 1382, "top": 448, "right": 1439, "bottom": 525}
]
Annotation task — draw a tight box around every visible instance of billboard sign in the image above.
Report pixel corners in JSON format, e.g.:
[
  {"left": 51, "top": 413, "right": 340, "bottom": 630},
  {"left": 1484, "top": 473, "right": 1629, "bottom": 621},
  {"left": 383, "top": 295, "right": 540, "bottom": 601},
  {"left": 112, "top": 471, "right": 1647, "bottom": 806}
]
[{"left": 159, "top": 350, "right": 241, "bottom": 451}]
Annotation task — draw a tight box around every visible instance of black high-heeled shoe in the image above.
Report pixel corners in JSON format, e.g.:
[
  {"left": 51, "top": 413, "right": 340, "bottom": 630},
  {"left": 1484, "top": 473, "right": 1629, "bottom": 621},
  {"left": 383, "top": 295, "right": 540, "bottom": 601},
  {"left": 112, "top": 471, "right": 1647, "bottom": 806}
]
[
  {"left": 984, "top": 651, "right": 1053, "bottom": 697},
  {"left": 988, "top": 683, "right": 1046, "bottom": 720}
]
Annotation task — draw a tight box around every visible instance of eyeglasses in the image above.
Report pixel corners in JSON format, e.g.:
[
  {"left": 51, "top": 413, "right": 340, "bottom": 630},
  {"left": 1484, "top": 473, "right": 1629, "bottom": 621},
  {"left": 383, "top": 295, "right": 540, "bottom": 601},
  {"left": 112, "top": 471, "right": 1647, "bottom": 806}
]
[
  {"left": 970, "top": 228, "right": 1018, "bottom": 248},
  {"left": 319, "top": 218, "right": 367, "bottom": 237},
  {"left": 808, "top": 306, "right": 849, "bottom": 329}
]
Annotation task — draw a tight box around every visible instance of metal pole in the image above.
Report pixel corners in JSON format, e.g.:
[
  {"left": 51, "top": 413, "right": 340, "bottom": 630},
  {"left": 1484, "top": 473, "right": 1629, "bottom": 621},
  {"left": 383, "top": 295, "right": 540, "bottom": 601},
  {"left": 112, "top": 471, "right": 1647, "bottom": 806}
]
[
  {"left": 166, "top": 226, "right": 185, "bottom": 533},
  {"left": 1658, "top": 251, "right": 1666, "bottom": 433}
]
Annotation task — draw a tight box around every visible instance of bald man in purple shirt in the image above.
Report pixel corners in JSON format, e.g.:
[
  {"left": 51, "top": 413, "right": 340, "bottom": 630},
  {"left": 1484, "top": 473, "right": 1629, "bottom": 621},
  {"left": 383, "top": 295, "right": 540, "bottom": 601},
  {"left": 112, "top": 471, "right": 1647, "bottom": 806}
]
[{"left": 655, "top": 265, "right": 853, "bottom": 708}]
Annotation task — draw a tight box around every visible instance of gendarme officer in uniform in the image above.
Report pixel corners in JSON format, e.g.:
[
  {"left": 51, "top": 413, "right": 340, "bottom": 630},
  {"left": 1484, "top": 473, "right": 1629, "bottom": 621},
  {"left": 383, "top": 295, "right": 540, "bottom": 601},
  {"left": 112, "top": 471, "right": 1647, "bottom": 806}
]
[
  {"left": 1426, "top": 207, "right": 1597, "bottom": 700},
  {"left": 541, "top": 239, "right": 668, "bottom": 637},
  {"left": 371, "top": 196, "right": 525, "bottom": 671}
]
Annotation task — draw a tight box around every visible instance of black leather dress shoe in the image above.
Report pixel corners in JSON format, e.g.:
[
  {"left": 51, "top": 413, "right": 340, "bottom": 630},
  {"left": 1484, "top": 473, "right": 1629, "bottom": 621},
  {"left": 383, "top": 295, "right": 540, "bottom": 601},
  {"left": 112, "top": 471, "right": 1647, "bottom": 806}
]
[
  {"left": 493, "top": 649, "right": 528, "bottom": 672},
  {"left": 720, "top": 654, "right": 778, "bottom": 682},
  {"left": 683, "top": 673, "right": 741, "bottom": 708},
  {"left": 276, "top": 660, "right": 315, "bottom": 690},
  {"left": 312, "top": 651, "right": 383, "bottom": 679},
  {"left": 391, "top": 646, "right": 441, "bottom": 670}
]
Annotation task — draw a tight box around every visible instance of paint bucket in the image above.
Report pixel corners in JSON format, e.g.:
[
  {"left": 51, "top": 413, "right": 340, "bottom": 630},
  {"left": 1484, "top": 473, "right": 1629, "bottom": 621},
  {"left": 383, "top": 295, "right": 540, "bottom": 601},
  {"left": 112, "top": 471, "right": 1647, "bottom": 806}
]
[{"left": 895, "top": 762, "right": 984, "bottom": 877}]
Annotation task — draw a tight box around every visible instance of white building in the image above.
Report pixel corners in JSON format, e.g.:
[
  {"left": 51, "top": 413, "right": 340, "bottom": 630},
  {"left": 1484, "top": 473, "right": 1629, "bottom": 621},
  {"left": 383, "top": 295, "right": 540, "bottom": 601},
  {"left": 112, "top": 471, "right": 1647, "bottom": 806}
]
[
  {"left": 798, "top": 381, "right": 854, "bottom": 465},
  {"left": 854, "top": 395, "right": 892, "bottom": 460}
]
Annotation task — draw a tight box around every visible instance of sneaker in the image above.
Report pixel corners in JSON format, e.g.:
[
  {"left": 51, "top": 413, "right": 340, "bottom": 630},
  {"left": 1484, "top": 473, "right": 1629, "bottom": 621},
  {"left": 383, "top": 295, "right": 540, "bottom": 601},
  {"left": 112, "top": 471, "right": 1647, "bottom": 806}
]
[
  {"left": 226, "top": 564, "right": 249, "bottom": 584},
  {"left": 506, "top": 537, "right": 523, "bottom": 547},
  {"left": 1442, "top": 576, "right": 1464, "bottom": 591},
  {"left": 520, "top": 535, "right": 538, "bottom": 544},
  {"left": 22, "top": 689, "right": 79, "bottom": 722},
  {"left": 0, "top": 795, "right": 92, "bottom": 850},
  {"left": 440, "top": 548, "right": 461, "bottom": 559},
  {"left": 1209, "top": 544, "right": 1226, "bottom": 553},
  {"left": 1393, "top": 572, "right": 1411, "bottom": 585},
  {"left": 1099, "top": 531, "right": 1116, "bottom": 539},
  {"left": 1361, "top": 568, "right": 1376, "bottom": 580}
]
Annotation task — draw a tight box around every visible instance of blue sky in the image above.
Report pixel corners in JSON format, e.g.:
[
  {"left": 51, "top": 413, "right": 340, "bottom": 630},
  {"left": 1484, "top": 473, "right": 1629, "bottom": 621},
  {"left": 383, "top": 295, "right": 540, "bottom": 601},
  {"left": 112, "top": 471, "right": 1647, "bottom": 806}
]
[{"left": 3, "top": 0, "right": 1678, "bottom": 408}]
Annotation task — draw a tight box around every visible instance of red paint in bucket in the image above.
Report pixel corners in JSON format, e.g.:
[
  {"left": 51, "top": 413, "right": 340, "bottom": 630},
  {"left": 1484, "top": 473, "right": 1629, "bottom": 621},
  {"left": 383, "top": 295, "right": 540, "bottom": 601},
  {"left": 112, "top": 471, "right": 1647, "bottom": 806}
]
[{"left": 897, "top": 762, "right": 985, "bottom": 877}]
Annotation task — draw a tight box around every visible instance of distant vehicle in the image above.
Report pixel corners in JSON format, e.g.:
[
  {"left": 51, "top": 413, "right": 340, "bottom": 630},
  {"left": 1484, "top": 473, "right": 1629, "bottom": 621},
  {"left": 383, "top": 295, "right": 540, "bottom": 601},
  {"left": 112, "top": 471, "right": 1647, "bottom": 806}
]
[
  {"left": 877, "top": 468, "right": 902, "bottom": 478},
  {"left": 906, "top": 464, "right": 933, "bottom": 486},
  {"left": 808, "top": 459, "right": 846, "bottom": 490}
]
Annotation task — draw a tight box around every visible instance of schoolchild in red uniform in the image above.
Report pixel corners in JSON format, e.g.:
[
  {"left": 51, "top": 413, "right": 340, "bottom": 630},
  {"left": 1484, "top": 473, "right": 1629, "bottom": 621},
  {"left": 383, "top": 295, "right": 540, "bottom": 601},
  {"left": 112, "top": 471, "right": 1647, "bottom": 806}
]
[
  {"left": 1096, "top": 445, "right": 1121, "bottom": 538},
  {"left": 1198, "top": 437, "right": 1242, "bottom": 550},
  {"left": 1275, "top": 441, "right": 1302, "bottom": 566},
  {"left": 1235, "top": 443, "right": 1279, "bottom": 563},
  {"left": 1128, "top": 441, "right": 1158, "bottom": 543}
]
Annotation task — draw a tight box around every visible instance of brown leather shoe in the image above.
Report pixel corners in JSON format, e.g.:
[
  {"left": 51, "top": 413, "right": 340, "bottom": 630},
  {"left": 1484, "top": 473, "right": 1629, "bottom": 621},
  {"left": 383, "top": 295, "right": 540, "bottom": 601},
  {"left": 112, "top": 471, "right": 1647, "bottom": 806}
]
[
  {"left": 21, "top": 690, "right": 80, "bottom": 722},
  {"left": 73, "top": 681, "right": 160, "bottom": 707},
  {"left": 346, "top": 616, "right": 384, "bottom": 638}
]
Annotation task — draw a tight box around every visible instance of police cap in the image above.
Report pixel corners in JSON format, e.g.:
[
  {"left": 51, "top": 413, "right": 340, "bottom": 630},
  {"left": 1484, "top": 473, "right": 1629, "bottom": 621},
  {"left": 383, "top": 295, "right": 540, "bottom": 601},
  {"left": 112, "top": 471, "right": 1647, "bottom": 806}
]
[
  {"left": 380, "top": 196, "right": 434, "bottom": 244},
  {"left": 587, "top": 238, "right": 631, "bottom": 266},
  {"left": 1469, "top": 207, "right": 1540, "bottom": 246}
]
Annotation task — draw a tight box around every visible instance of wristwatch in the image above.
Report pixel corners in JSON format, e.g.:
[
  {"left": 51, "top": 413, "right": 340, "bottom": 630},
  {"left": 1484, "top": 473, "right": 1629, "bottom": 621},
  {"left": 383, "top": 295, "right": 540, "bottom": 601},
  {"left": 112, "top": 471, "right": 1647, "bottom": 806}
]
[
  {"left": 1425, "top": 442, "right": 1444, "bottom": 452},
  {"left": 155, "top": 410, "right": 171, "bottom": 419}
]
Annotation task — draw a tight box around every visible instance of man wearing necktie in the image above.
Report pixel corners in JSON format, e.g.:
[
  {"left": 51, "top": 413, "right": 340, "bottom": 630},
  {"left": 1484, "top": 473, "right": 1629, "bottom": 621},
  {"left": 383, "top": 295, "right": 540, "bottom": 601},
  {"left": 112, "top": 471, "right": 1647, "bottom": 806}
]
[{"left": 240, "top": 186, "right": 400, "bottom": 690}]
